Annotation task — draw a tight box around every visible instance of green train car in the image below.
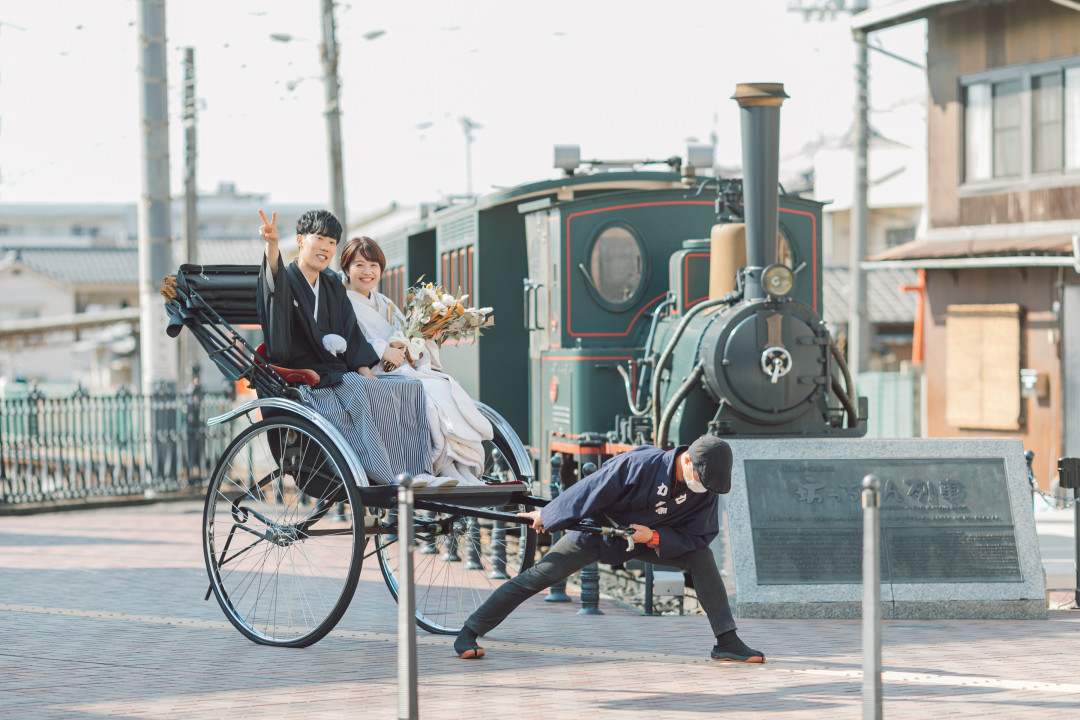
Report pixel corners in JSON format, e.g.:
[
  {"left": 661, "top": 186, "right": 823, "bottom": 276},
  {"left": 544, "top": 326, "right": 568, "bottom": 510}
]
[{"left": 377, "top": 83, "right": 864, "bottom": 489}]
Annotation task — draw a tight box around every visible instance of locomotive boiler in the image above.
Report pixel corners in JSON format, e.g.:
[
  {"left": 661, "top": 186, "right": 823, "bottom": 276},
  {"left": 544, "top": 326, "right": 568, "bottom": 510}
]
[
  {"left": 635, "top": 84, "right": 865, "bottom": 451},
  {"left": 375, "top": 82, "right": 865, "bottom": 489}
]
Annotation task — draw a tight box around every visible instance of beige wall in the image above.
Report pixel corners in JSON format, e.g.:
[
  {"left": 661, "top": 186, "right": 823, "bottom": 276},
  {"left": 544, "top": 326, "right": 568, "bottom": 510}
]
[
  {"left": 0, "top": 267, "right": 74, "bottom": 320},
  {"left": 922, "top": 265, "right": 1074, "bottom": 488},
  {"left": 0, "top": 267, "right": 136, "bottom": 390},
  {"left": 826, "top": 206, "right": 925, "bottom": 266}
]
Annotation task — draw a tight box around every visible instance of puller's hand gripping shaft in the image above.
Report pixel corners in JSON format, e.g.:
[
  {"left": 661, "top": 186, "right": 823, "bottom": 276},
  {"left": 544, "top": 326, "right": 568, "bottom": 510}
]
[
  {"left": 428, "top": 501, "right": 639, "bottom": 551},
  {"left": 573, "top": 522, "right": 635, "bottom": 552}
]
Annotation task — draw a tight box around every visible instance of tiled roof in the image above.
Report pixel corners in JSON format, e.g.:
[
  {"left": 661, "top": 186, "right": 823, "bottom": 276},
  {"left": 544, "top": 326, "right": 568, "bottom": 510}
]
[
  {"left": 822, "top": 266, "right": 918, "bottom": 326},
  {"left": 187, "top": 239, "right": 265, "bottom": 267},
  {"left": 0, "top": 239, "right": 266, "bottom": 285},
  {"left": 0, "top": 247, "right": 138, "bottom": 285}
]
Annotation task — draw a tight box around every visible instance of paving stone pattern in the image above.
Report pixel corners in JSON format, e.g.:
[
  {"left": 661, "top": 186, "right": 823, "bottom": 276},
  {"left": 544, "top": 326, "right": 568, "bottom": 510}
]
[{"left": 1, "top": 502, "right": 1079, "bottom": 719}]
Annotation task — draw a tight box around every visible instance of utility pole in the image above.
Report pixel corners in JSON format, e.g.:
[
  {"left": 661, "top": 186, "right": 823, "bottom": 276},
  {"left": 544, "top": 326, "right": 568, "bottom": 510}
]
[
  {"left": 182, "top": 47, "right": 199, "bottom": 386},
  {"left": 320, "top": 0, "right": 346, "bottom": 228},
  {"left": 460, "top": 116, "right": 482, "bottom": 196},
  {"left": 788, "top": 0, "right": 871, "bottom": 380},
  {"left": 137, "top": 0, "right": 176, "bottom": 396},
  {"left": 850, "top": 1, "right": 871, "bottom": 379}
]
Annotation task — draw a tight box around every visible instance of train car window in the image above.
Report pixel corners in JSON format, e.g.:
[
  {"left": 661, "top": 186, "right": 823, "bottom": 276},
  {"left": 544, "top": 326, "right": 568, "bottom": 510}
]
[
  {"left": 391, "top": 267, "right": 405, "bottom": 308},
  {"left": 456, "top": 248, "right": 466, "bottom": 296},
  {"left": 466, "top": 245, "right": 475, "bottom": 301},
  {"left": 450, "top": 249, "right": 460, "bottom": 294},
  {"left": 585, "top": 222, "right": 648, "bottom": 311}
]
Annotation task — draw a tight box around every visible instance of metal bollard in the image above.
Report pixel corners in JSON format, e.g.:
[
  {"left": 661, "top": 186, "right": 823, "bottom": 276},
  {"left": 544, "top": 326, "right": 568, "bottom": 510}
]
[
  {"left": 578, "top": 461, "right": 603, "bottom": 615},
  {"left": 487, "top": 519, "right": 509, "bottom": 579},
  {"left": 396, "top": 473, "right": 419, "bottom": 720},
  {"left": 644, "top": 564, "right": 656, "bottom": 616},
  {"left": 440, "top": 523, "right": 462, "bottom": 562},
  {"left": 861, "top": 474, "right": 882, "bottom": 720},
  {"left": 486, "top": 448, "right": 509, "bottom": 578},
  {"left": 464, "top": 517, "right": 483, "bottom": 570},
  {"left": 546, "top": 454, "right": 571, "bottom": 602}
]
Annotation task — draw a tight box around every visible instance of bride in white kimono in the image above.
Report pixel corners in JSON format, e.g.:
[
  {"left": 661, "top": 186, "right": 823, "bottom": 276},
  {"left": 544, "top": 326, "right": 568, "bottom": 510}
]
[{"left": 341, "top": 236, "right": 494, "bottom": 485}]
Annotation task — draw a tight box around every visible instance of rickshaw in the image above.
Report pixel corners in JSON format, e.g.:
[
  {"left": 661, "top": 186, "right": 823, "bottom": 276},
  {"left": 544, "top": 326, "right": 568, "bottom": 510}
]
[{"left": 162, "top": 264, "right": 629, "bottom": 648}]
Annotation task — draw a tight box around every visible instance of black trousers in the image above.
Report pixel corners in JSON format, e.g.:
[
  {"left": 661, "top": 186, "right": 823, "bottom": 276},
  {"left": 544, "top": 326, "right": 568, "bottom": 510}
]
[{"left": 465, "top": 534, "right": 737, "bottom": 637}]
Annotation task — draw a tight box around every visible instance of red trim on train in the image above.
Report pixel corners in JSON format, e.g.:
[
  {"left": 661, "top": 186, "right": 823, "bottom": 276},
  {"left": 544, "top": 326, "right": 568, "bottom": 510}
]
[
  {"left": 562, "top": 201, "right": 820, "bottom": 333},
  {"left": 564, "top": 200, "right": 712, "bottom": 337},
  {"left": 777, "top": 206, "right": 819, "bottom": 311}
]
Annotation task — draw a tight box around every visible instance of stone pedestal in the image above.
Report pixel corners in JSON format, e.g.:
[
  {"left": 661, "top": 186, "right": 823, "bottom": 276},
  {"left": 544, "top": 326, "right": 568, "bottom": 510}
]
[{"left": 725, "top": 438, "right": 1046, "bottom": 619}]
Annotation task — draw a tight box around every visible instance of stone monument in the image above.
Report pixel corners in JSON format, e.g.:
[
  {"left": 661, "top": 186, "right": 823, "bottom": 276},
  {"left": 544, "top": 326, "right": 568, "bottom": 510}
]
[{"left": 723, "top": 438, "right": 1046, "bottom": 619}]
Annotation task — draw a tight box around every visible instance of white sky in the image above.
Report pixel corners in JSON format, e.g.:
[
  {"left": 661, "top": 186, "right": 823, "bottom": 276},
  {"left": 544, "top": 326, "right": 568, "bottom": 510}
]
[{"left": 0, "top": 0, "right": 926, "bottom": 221}]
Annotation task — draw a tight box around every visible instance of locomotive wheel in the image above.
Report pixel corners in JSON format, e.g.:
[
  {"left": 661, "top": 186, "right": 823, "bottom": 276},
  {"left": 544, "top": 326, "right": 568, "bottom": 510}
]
[
  {"left": 203, "top": 417, "right": 365, "bottom": 647},
  {"left": 374, "top": 428, "right": 537, "bottom": 634}
]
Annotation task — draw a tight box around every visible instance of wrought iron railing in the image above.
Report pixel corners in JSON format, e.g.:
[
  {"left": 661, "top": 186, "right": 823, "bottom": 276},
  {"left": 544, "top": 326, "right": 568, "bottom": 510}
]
[{"left": 0, "top": 385, "right": 242, "bottom": 505}]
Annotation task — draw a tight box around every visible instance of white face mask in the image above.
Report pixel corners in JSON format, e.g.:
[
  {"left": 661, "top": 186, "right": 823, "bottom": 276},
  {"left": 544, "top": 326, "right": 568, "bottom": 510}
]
[
  {"left": 682, "top": 456, "right": 707, "bottom": 493},
  {"left": 685, "top": 475, "right": 708, "bottom": 494}
]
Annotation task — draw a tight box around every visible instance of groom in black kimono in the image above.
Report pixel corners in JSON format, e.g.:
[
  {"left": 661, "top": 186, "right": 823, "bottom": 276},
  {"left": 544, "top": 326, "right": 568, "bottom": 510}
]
[
  {"left": 256, "top": 209, "right": 431, "bottom": 486},
  {"left": 258, "top": 208, "right": 378, "bottom": 383}
]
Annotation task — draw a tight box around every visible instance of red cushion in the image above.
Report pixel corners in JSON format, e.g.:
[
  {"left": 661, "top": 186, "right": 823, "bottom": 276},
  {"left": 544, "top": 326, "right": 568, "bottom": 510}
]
[{"left": 254, "top": 343, "right": 320, "bottom": 387}]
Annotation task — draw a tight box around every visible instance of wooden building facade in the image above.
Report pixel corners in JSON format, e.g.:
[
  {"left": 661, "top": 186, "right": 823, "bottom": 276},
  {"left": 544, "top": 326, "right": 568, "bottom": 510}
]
[{"left": 856, "top": 0, "right": 1080, "bottom": 488}]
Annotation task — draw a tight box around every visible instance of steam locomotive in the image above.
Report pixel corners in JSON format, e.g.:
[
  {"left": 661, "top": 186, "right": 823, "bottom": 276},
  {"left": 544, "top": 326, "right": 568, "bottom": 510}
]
[{"left": 376, "top": 83, "right": 866, "bottom": 488}]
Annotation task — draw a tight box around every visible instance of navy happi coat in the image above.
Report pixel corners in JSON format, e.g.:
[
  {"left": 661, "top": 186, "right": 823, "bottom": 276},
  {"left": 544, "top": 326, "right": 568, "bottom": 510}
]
[{"left": 540, "top": 445, "right": 719, "bottom": 565}]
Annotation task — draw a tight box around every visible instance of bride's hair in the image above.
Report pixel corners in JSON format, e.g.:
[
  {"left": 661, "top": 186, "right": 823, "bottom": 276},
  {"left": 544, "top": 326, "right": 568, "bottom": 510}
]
[{"left": 340, "top": 236, "right": 386, "bottom": 277}]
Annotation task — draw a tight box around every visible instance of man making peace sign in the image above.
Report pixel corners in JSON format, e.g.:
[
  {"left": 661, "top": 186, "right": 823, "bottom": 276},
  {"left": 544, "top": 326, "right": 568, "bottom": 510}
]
[{"left": 256, "top": 208, "right": 434, "bottom": 486}]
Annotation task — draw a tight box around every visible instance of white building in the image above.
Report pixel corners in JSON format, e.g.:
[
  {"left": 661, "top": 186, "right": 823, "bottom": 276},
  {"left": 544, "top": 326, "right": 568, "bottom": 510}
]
[
  {"left": 0, "top": 184, "right": 327, "bottom": 393},
  {"left": 0, "top": 182, "right": 317, "bottom": 248},
  {"left": 811, "top": 97, "right": 928, "bottom": 266}
]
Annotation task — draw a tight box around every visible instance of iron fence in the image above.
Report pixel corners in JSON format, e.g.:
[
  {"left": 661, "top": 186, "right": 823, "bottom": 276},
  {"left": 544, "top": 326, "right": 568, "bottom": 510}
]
[{"left": 0, "top": 385, "right": 241, "bottom": 505}]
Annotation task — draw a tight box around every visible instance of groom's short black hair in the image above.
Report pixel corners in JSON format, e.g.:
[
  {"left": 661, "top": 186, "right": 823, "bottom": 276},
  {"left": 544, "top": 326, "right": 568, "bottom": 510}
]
[{"left": 296, "top": 209, "right": 342, "bottom": 241}]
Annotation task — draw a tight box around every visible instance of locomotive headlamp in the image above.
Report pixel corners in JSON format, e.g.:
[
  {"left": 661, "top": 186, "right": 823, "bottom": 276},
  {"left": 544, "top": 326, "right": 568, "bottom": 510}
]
[{"left": 761, "top": 264, "right": 795, "bottom": 298}]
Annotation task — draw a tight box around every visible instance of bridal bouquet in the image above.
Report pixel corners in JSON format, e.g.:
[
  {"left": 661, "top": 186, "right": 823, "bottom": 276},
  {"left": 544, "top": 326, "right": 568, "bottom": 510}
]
[{"left": 384, "top": 282, "right": 494, "bottom": 371}]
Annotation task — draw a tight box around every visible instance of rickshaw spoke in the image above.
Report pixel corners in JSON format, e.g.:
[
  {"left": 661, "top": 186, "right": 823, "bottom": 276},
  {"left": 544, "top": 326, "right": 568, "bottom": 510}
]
[{"left": 203, "top": 417, "right": 365, "bottom": 647}]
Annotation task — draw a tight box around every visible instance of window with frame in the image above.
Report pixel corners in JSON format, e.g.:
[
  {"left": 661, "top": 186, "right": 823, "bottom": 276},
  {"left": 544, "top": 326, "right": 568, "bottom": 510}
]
[
  {"left": 962, "top": 59, "right": 1080, "bottom": 183},
  {"left": 886, "top": 226, "right": 917, "bottom": 248},
  {"left": 439, "top": 244, "right": 473, "bottom": 301},
  {"left": 385, "top": 265, "right": 406, "bottom": 309},
  {"left": 585, "top": 223, "right": 646, "bottom": 310}
]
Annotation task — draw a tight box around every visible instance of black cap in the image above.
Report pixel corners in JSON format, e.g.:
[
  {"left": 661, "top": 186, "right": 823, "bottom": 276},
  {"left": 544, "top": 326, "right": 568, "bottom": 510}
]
[{"left": 687, "top": 436, "right": 732, "bottom": 494}]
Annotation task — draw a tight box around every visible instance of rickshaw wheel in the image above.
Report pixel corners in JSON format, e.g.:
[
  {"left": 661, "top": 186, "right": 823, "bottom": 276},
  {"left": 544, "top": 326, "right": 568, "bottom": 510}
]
[
  {"left": 203, "top": 416, "right": 365, "bottom": 647},
  {"left": 375, "top": 428, "right": 537, "bottom": 634}
]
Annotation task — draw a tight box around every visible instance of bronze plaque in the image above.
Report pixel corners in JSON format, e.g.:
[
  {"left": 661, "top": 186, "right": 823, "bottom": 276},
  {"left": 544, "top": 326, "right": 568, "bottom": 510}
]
[{"left": 744, "top": 458, "right": 1021, "bottom": 584}]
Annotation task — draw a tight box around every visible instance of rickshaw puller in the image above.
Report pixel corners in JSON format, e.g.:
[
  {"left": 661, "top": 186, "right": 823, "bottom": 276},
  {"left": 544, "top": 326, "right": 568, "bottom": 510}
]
[{"left": 454, "top": 436, "right": 764, "bottom": 663}]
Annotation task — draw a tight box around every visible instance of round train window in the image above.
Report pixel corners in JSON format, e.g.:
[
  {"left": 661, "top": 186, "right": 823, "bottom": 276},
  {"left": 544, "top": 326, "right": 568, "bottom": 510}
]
[{"left": 585, "top": 223, "right": 647, "bottom": 310}]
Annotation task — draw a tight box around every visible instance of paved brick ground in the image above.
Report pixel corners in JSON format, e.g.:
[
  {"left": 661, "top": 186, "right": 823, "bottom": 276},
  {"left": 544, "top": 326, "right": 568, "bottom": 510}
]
[{"left": 1, "top": 502, "right": 1078, "bottom": 719}]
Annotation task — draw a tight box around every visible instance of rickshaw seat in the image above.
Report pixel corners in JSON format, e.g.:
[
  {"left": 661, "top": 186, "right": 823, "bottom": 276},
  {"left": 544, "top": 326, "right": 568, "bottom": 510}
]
[{"left": 254, "top": 343, "right": 321, "bottom": 388}]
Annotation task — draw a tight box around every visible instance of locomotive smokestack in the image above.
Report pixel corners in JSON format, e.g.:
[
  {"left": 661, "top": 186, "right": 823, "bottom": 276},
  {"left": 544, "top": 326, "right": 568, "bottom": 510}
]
[{"left": 731, "top": 83, "right": 788, "bottom": 297}]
